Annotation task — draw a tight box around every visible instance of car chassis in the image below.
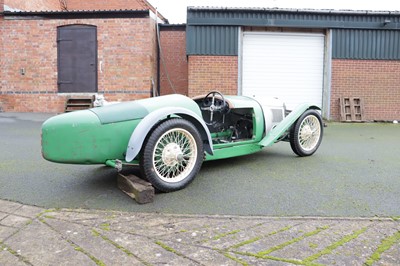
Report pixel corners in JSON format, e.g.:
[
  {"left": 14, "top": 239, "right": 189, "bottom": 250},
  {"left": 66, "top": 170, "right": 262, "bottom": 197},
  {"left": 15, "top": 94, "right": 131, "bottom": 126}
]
[{"left": 42, "top": 91, "right": 323, "bottom": 192}]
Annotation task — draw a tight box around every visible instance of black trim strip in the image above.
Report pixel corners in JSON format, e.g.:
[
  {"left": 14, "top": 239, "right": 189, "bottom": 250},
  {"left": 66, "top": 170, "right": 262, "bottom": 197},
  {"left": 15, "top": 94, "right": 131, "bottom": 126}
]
[
  {"left": 0, "top": 90, "right": 151, "bottom": 95},
  {"left": 4, "top": 9, "right": 150, "bottom": 20}
]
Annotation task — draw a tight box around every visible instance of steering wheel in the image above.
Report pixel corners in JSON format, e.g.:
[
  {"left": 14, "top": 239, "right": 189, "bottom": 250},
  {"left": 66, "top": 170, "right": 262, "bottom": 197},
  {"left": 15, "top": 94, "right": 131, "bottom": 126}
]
[{"left": 201, "top": 91, "right": 229, "bottom": 124}]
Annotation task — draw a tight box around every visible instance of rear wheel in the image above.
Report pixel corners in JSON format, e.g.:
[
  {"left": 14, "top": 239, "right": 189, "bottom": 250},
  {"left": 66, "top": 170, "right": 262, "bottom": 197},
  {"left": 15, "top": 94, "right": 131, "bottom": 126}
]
[
  {"left": 140, "top": 119, "right": 204, "bottom": 192},
  {"left": 290, "top": 110, "right": 323, "bottom": 156}
]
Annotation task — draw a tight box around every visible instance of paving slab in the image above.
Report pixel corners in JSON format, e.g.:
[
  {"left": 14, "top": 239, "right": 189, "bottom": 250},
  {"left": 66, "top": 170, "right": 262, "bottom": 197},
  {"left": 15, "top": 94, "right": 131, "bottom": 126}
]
[
  {"left": 316, "top": 221, "right": 400, "bottom": 265},
  {"left": 0, "top": 247, "right": 27, "bottom": 266},
  {"left": 102, "top": 229, "right": 198, "bottom": 265},
  {"left": 0, "top": 212, "right": 7, "bottom": 221},
  {"left": 0, "top": 225, "right": 19, "bottom": 241},
  {"left": 0, "top": 201, "right": 22, "bottom": 214},
  {"left": 43, "top": 217, "right": 142, "bottom": 266},
  {"left": 158, "top": 239, "right": 241, "bottom": 266},
  {"left": 379, "top": 242, "right": 400, "bottom": 266},
  {"left": 12, "top": 205, "right": 44, "bottom": 219},
  {"left": 1, "top": 199, "right": 400, "bottom": 266},
  {"left": 3, "top": 219, "right": 95, "bottom": 266},
  {"left": 0, "top": 215, "right": 32, "bottom": 228},
  {"left": 270, "top": 220, "right": 373, "bottom": 261}
]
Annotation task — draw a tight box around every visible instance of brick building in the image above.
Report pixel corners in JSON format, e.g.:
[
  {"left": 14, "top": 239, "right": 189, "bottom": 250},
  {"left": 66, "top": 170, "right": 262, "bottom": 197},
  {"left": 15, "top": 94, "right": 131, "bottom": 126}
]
[
  {"left": 158, "top": 24, "right": 188, "bottom": 96},
  {"left": 0, "top": 0, "right": 168, "bottom": 112},
  {"left": 1, "top": 3, "right": 400, "bottom": 121},
  {"left": 186, "top": 7, "right": 400, "bottom": 121}
]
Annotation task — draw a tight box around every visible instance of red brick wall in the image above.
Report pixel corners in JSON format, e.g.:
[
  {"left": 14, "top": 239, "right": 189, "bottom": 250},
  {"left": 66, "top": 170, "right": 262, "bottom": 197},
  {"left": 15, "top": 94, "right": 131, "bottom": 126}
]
[
  {"left": 3, "top": 0, "right": 153, "bottom": 11},
  {"left": 0, "top": 1, "right": 3, "bottom": 112},
  {"left": 331, "top": 59, "right": 400, "bottom": 121},
  {"left": 4, "top": 0, "right": 60, "bottom": 11},
  {"left": 159, "top": 26, "right": 188, "bottom": 96},
  {"left": 188, "top": 55, "right": 238, "bottom": 97},
  {"left": 0, "top": 17, "right": 156, "bottom": 112},
  {"left": 67, "top": 0, "right": 147, "bottom": 11}
]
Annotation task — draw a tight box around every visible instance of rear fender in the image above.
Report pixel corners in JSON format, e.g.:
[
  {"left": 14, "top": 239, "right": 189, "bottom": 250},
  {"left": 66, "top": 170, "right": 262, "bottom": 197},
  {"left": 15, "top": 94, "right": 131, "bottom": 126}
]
[
  {"left": 125, "top": 107, "right": 213, "bottom": 162},
  {"left": 259, "top": 103, "right": 321, "bottom": 147}
]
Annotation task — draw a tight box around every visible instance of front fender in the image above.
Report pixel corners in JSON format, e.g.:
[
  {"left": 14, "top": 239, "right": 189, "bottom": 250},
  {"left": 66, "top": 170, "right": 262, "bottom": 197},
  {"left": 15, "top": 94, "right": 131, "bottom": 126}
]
[
  {"left": 125, "top": 107, "right": 213, "bottom": 162},
  {"left": 259, "top": 103, "right": 321, "bottom": 147}
]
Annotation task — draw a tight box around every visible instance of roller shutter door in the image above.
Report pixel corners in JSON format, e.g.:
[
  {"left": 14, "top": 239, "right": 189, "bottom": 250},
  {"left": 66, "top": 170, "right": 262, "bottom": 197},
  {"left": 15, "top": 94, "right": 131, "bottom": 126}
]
[{"left": 242, "top": 32, "right": 325, "bottom": 110}]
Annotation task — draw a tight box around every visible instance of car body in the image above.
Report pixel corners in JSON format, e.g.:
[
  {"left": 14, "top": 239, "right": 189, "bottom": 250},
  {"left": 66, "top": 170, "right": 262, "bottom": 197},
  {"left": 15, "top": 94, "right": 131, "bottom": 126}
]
[{"left": 42, "top": 92, "right": 323, "bottom": 192}]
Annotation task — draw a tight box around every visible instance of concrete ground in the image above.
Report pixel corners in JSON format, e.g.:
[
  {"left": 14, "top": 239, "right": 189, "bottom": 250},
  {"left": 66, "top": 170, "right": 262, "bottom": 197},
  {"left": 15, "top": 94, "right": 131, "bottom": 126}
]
[
  {"left": 1, "top": 199, "right": 400, "bottom": 265},
  {"left": 0, "top": 112, "right": 400, "bottom": 265},
  {"left": 0, "top": 113, "right": 399, "bottom": 217}
]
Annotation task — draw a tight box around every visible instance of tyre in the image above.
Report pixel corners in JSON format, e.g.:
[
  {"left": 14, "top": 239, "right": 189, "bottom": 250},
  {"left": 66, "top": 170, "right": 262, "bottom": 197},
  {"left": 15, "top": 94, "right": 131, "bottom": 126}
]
[
  {"left": 140, "top": 119, "right": 204, "bottom": 192},
  {"left": 290, "top": 109, "right": 323, "bottom": 157}
]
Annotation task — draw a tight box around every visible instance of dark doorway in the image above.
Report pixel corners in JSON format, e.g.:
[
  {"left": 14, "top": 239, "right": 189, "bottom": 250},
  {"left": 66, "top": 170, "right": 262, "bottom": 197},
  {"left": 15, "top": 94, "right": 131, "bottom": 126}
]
[{"left": 57, "top": 25, "right": 97, "bottom": 93}]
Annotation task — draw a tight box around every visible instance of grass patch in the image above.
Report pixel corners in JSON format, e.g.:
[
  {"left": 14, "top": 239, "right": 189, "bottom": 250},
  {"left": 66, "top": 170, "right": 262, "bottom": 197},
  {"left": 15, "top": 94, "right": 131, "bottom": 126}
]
[
  {"left": 257, "top": 226, "right": 329, "bottom": 256},
  {"left": 0, "top": 241, "right": 32, "bottom": 264},
  {"left": 364, "top": 230, "right": 400, "bottom": 266},
  {"left": 92, "top": 229, "right": 152, "bottom": 266},
  {"left": 222, "top": 251, "right": 249, "bottom": 266},
  {"left": 155, "top": 240, "right": 181, "bottom": 255},
  {"left": 233, "top": 251, "right": 306, "bottom": 265},
  {"left": 100, "top": 223, "right": 110, "bottom": 231},
  {"left": 303, "top": 227, "right": 367, "bottom": 264},
  {"left": 70, "top": 243, "right": 105, "bottom": 266},
  {"left": 212, "top": 229, "right": 241, "bottom": 241},
  {"left": 229, "top": 225, "right": 292, "bottom": 250},
  {"left": 390, "top": 216, "right": 400, "bottom": 221},
  {"left": 92, "top": 229, "right": 132, "bottom": 256}
]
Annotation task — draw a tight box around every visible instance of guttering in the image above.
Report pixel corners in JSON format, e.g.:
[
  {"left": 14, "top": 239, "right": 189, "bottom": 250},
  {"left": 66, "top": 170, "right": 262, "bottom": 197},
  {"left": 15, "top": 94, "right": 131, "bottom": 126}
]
[{"left": 3, "top": 9, "right": 151, "bottom": 20}]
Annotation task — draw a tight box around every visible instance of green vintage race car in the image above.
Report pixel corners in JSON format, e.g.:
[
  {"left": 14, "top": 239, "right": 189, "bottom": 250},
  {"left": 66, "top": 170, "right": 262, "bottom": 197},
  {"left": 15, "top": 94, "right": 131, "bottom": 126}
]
[{"left": 41, "top": 91, "right": 323, "bottom": 192}]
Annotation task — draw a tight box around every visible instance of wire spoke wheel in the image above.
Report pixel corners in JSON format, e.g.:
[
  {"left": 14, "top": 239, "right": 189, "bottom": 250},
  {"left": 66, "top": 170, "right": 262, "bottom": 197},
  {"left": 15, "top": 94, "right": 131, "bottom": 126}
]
[
  {"left": 153, "top": 128, "right": 197, "bottom": 183},
  {"left": 290, "top": 109, "right": 323, "bottom": 156},
  {"left": 298, "top": 115, "right": 321, "bottom": 152},
  {"left": 140, "top": 119, "right": 204, "bottom": 192}
]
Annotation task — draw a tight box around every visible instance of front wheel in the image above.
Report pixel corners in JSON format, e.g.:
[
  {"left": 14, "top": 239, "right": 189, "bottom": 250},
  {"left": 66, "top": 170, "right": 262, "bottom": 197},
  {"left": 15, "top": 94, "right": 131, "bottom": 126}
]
[
  {"left": 140, "top": 119, "right": 204, "bottom": 192},
  {"left": 290, "top": 110, "right": 323, "bottom": 157}
]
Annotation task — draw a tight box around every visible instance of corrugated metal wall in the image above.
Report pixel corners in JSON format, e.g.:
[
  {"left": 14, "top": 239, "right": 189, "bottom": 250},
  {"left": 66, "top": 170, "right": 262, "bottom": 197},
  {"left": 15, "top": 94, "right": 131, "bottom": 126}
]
[
  {"left": 188, "top": 9, "right": 400, "bottom": 29},
  {"left": 186, "top": 26, "right": 239, "bottom": 55},
  {"left": 332, "top": 29, "right": 400, "bottom": 59},
  {"left": 187, "top": 8, "right": 400, "bottom": 59}
]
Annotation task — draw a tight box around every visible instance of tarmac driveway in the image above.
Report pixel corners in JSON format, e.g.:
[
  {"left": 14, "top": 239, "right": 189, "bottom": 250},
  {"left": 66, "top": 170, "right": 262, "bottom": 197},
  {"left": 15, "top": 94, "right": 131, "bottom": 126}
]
[{"left": 0, "top": 112, "right": 399, "bottom": 217}]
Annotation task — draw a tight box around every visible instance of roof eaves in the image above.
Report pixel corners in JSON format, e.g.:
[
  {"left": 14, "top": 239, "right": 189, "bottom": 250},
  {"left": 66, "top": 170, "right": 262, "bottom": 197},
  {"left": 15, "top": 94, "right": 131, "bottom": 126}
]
[
  {"left": 3, "top": 9, "right": 152, "bottom": 19},
  {"left": 140, "top": 0, "right": 168, "bottom": 22},
  {"left": 187, "top": 6, "right": 400, "bottom": 16}
]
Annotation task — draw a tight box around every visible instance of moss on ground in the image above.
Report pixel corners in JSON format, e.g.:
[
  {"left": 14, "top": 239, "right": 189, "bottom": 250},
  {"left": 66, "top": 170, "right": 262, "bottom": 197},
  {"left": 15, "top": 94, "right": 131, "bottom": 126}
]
[
  {"left": 364, "top": 230, "right": 400, "bottom": 266},
  {"left": 303, "top": 227, "right": 367, "bottom": 264}
]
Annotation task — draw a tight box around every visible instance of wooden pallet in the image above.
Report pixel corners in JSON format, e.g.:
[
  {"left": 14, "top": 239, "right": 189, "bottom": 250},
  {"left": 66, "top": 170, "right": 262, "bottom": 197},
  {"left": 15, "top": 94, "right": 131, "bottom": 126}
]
[
  {"left": 65, "top": 96, "right": 94, "bottom": 112},
  {"left": 340, "top": 97, "right": 365, "bottom": 122}
]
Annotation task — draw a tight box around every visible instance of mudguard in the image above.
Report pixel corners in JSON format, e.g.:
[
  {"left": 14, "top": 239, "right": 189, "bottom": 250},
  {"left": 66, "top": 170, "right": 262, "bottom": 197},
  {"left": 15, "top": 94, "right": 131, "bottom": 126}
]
[
  {"left": 259, "top": 103, "right": 321, "bottom": 147},
  {"left": 125, "top": 107, "right": 213, "bottom": 162}
]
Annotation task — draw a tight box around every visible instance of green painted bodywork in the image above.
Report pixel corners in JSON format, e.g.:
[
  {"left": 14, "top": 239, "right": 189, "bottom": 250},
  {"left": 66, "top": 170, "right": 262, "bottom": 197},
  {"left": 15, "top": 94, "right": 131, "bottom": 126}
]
[
  {"left": 259, "top": 103, "right": 320, "bottom": 147},
  {"left": 42, "top": 110, "right": 138, "bottom": 164},
  {"left": 41, "top": 93, "right": 319, "bottom": 167},
  {"left": 92, "top": 94, "right": 202, "bottom": 124},
  {"left": 42, "top": 95, "right": 201, "bottom": 164},
  {"left": 203, "top": 95, "right": 265, "bottom": 161},
  {"left": 205, "top": 142, "right": 263, "bottom": 161},
  {"left": 225, "top": 95, "right": 264, "bottom": 142}
]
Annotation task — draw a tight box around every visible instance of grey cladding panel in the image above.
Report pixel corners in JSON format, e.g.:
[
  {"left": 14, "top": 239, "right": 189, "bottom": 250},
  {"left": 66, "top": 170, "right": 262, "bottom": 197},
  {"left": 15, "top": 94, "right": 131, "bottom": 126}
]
[
  {"left": 332, "top": 29, "right": 400, "bottom": 59},
  {"left": 187, "top": 26, "right": 239, "bottom": 55},
  {"left": 186, "top": 8, "right": 400, "bottom": 59}
]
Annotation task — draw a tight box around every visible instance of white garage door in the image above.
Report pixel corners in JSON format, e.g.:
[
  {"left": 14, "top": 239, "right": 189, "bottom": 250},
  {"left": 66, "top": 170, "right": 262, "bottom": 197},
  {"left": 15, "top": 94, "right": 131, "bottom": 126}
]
[{"left": 242, "top": 32, "right": 325, "bottom": 110}]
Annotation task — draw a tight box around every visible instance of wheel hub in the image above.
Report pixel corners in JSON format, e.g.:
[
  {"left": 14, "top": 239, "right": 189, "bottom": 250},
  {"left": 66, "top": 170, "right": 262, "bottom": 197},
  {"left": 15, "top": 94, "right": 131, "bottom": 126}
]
[
  {"left": 301, "top": 125, "right": 313, "bottom": 140},
  {"left": 162, "top": 143, "right": 183, "bottom": 166}
]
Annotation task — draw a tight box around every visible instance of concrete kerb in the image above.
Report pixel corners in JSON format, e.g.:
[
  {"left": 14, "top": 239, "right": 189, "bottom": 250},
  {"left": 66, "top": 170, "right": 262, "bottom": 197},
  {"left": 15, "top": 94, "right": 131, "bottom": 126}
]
[{"left": 1, "top": 199, "right": 399, "bottom": 265}]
